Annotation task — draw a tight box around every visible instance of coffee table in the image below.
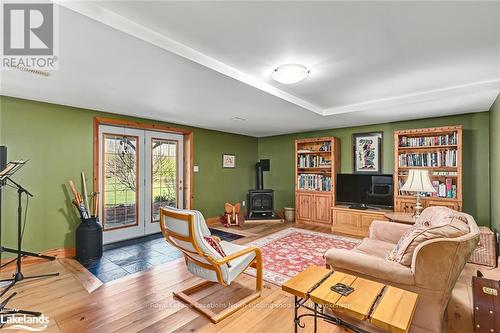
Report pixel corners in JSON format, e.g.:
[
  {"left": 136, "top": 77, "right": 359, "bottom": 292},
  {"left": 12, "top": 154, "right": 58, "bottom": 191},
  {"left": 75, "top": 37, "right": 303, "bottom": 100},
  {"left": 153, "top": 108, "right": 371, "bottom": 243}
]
[{"left": 282, "top": 265, "right": 418, "bottom": 333}]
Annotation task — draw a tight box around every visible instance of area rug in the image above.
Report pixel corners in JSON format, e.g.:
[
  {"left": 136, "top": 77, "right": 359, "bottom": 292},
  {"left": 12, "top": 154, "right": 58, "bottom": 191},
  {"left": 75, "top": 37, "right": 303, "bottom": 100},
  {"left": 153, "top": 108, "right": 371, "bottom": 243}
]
[{"left": 244, "top": 227, "right": 361, "bottom": 286}]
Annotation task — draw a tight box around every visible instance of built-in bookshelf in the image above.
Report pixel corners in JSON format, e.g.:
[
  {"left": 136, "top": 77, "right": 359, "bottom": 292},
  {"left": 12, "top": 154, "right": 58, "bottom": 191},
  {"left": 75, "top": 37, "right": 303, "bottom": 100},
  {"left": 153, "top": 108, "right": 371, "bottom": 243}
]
[
  {"left": 394, "top": 126, "right": 463, "bottom": 213},
  {"left": 295, "top": 137, "right": 340, "bottom": 226}
]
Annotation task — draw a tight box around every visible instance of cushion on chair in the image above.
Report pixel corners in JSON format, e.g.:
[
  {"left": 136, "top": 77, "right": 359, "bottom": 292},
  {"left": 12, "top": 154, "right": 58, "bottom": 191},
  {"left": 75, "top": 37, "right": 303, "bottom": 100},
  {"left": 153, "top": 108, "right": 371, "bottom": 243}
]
[
  {"left": 204, "top": 235, "right": 231, "bottom": 267},
  {"left": 354, "top": 238, "right": 396, "bottom": 259},
  {"left": 386, "top": 207, "right": 470, "bottom": 266},
  {"left": 220, "top": 241, "right": 256, "bottom": 284}
]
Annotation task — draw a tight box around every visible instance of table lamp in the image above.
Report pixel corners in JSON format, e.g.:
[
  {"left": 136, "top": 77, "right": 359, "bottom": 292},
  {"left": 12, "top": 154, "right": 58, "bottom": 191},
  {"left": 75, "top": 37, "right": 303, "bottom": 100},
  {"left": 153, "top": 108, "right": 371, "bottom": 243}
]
[{"left": 400, "top": 169, "right": 436, "bottom": 218}]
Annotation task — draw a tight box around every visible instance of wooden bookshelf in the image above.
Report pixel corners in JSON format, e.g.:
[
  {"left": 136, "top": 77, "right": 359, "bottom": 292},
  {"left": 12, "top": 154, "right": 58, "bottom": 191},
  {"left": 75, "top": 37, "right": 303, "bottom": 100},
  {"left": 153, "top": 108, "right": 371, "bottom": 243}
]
[
  {"left": 295, "top": 137, "right": 340, "bottom": 226},
  {"left": 394, "top": 126, "right": 463, "bottom": 213}
]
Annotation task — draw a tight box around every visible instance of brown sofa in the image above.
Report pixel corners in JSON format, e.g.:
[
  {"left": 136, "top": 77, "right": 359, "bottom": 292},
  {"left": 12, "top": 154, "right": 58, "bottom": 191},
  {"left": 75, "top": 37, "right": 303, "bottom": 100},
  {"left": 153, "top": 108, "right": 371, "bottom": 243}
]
[{"left": 325, "top": 206, "right": 479, "bottom": 333}]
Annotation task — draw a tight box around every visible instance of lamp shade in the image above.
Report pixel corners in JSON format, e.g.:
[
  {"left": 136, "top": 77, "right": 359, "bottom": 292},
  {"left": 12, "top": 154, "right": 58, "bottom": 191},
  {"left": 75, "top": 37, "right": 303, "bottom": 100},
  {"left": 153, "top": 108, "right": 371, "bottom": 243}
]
[{"left": 401, "top": 169, "right": 436, "bottom": 193}]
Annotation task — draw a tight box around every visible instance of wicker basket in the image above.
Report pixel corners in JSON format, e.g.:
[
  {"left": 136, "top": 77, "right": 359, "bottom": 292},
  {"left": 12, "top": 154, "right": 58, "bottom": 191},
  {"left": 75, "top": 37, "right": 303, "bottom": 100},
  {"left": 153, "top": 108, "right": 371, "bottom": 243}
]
[{"left": 468, "top": 226, "right": 497, "bottom": 268}]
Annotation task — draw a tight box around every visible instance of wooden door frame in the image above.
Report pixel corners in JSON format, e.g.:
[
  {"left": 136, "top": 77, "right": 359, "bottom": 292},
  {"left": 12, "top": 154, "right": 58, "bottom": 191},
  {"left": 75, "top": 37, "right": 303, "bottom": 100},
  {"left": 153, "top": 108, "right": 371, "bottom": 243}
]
[{"left": 93, "top": 117, "right": 194, "bottom": 211}]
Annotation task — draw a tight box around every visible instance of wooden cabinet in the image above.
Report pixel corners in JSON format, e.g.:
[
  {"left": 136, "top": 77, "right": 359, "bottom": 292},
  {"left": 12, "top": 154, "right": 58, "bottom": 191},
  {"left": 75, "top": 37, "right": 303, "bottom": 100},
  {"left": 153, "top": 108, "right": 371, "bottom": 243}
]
[
  {"left": 296, "top": 192, "right": 314, "bottom": 221},
  {"left": 332, "top": 206, "right": 390, "bottom": 237},
  {"left": 295, "top": 137, "right": 340, "bottom": 227},
  {"left": 394, "top": 126, "right": 463, "bottom": 213},
  {"left": 395, "top": 198, "right": 416, "bottom": 214},
  {"left": 296, "top": 192, "right": 332, "bottom": 225},
  {"left": 313, "top": 193, "right": 332, "bottom": 224},
  {"left": 395, "top": 197, "right": 461, "bottom": 214}
]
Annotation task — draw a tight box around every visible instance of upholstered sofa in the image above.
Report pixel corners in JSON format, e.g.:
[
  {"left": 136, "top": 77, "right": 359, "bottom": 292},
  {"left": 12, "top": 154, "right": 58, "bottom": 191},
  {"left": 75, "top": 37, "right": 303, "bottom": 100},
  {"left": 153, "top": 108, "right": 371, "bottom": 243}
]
[{"left": 325, "top": 206, "right": 479, "bottom": 333}]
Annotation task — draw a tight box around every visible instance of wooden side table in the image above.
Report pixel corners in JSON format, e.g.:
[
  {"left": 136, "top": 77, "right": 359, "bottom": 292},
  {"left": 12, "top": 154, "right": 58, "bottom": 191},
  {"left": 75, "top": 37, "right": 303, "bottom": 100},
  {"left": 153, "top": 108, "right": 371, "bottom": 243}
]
[
  {"left": 282, "top": 265, "right": 418, "bottom": 333},
  {"left": 384, "top": 212, "right": 416, "bottom": 224}
]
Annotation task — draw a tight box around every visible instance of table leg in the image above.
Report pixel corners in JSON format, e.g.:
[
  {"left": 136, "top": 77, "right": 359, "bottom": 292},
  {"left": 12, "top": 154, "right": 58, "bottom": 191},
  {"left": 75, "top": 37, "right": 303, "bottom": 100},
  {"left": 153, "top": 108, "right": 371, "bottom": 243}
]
[
  {"left": 294, "top": 296, "right": 298, "bottom": 333},
  {"left": 313, "top": 303, "right": 318, "bottom": 333}
]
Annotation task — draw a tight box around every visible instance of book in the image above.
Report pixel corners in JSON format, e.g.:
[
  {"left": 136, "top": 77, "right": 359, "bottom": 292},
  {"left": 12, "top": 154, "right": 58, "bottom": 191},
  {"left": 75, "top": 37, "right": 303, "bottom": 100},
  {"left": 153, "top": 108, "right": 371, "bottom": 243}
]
[
  {"left": 439, "top": 183, "right": 447, "bottom": 198},
  {"left": 446, "top": 178, "right": 453, "bottom": 198}
]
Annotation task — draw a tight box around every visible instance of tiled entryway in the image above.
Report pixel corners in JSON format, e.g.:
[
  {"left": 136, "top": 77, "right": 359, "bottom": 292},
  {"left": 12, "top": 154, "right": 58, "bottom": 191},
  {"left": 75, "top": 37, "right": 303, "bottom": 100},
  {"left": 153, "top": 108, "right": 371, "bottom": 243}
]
[{"left": 79, "top": 228, "right": 244, "bottom": 283}]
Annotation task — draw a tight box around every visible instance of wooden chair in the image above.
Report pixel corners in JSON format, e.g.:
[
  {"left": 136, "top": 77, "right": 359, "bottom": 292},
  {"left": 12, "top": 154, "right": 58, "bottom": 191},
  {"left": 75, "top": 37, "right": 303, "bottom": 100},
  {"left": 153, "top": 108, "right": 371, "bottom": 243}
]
[{"left": 159, "top": 207, "right": 263, "bottom": 323}]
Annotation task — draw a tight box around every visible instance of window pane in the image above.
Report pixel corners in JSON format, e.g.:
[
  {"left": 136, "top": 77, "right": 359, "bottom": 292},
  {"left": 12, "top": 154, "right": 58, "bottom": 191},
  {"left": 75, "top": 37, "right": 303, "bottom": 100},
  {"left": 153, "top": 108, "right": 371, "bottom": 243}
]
[
  {"left": 103, "top": 134, "right": 138, "bottom": 229},
  {"left": 152, "top": 139, "right": 177, "bottom": 222}
]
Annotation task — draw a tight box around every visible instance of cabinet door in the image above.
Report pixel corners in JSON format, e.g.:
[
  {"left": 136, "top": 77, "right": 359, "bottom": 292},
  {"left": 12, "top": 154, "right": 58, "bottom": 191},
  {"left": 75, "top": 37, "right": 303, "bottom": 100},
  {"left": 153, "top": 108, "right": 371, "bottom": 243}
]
[
  {"left": 424, "top": 199, "right": 462, "bottom": 211},
  {"left": 333, "top": 210, "right": 360, "bottom": 230},
  {"left": 360, "top": 213, "right": 388, "bottom": 232},
  {"left": 296, "top": 193, "right": 314, "bottom": 221},
  {"left": 396, "top": 199, "right": 416, "bottom": 213},
  {"left": 313, "top": 194, "right": 332, "bottom": 225}
]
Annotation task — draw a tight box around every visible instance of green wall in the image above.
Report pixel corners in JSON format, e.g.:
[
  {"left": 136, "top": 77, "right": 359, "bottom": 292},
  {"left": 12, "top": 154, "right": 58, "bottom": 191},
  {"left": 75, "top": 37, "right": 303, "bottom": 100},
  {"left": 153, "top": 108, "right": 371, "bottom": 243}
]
[
  {"left": 0, "top": 95, "right": 493, "bottom": 253},
  {"left": 258, "top": 112, "right": 491, "bottom": 226},
  {"left": 490, "top": 94, "right": 500, "bottom": 234},
  {"left": 0, "top": 96, "right": 257, "bottom": 251}
]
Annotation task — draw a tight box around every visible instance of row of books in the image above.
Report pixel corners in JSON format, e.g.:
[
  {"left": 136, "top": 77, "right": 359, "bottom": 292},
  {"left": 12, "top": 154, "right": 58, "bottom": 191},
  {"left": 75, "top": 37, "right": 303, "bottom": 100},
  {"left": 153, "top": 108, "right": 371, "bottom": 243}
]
[
  {"left": 297, "top": 155, "right": 331, "bottom": 168},
  {"left": 399, "top": 171, "right": 458, "bottom": 177},
  {"left": 399, "top": 132, "right": 458, "bottom": 148},
  {"left": 398, "top": 178, "right": 457, "bottom": 198},
  {"left": 298, "top": 174, "right": 332, "bottom": 191},
  {"left": 398, "top": 150, "right": 458, "bottom": 167}
]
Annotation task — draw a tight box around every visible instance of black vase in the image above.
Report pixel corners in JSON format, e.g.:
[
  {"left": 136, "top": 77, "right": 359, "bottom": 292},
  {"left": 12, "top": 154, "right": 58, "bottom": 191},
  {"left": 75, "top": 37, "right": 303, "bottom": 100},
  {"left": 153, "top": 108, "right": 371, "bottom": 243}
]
[{"left": 76, "top": 217, "right": 103, "bottom": 262}]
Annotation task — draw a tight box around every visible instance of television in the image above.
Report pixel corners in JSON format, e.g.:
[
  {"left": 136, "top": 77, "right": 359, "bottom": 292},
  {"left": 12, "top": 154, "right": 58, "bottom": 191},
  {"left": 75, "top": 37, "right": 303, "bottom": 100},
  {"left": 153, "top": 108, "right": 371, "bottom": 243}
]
[{"left": 336, "top": 173, "right": 394, "bottom": 209}]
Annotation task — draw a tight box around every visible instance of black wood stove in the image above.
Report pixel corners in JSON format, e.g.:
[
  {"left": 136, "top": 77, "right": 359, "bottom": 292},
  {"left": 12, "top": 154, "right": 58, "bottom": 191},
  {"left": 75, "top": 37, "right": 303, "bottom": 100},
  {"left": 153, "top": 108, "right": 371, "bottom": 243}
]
[{"left": 248, "top": 159, "right": 275, "bottom": 219}]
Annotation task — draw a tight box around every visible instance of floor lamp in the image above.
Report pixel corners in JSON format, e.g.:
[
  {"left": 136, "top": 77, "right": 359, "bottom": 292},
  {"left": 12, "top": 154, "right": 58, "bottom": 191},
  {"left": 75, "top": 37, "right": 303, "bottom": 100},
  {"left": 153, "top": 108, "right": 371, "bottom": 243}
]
[{"left": 400, "top": 169, "right": 436, "bottom": 218}]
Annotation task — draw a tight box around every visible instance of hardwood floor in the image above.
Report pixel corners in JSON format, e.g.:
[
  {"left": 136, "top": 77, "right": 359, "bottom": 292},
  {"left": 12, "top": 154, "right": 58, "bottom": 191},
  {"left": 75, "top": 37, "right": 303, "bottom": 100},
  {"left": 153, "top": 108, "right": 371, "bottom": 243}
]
[{"left": 0, "top": 221, "right": 496, "bottom": 332}]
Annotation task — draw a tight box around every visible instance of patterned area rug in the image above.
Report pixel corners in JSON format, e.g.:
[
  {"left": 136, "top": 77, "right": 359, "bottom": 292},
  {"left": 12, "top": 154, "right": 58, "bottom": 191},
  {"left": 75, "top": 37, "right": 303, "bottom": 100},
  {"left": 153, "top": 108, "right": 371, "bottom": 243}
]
[{"left": 245, "top": 227, "right": 360, "bottom": 286}]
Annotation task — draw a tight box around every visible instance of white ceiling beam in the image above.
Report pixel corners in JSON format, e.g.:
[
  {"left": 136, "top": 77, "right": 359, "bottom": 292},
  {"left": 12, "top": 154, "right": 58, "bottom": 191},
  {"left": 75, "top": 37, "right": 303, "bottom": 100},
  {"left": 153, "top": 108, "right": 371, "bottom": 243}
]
[{"left": 323, "top": 79, "right": 500, "bottom": 116}]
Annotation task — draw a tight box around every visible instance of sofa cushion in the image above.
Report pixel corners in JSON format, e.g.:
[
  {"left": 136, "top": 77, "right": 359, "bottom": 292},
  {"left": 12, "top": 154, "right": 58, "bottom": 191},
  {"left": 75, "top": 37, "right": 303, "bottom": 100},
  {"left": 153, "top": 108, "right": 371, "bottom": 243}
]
[
  {"left": 387, "top": 207, "right": 470, "bottom": 266},
  {"left": 354, "top": 238, "right": 396, "bottom": 259}
]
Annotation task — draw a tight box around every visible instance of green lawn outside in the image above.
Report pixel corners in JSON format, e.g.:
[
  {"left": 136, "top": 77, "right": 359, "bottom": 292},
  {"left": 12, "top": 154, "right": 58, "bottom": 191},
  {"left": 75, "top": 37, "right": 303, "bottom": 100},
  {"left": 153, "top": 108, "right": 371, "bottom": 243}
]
[{"left": 104, "top": 177, "right": 176, "bottom": 205}]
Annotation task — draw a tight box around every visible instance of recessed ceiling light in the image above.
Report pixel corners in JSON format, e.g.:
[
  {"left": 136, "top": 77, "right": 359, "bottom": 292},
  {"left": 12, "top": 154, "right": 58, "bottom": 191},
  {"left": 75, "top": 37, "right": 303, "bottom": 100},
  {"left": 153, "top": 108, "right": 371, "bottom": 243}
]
[{"left": 271, "top": 64, "right": 310, "bottom": 84}]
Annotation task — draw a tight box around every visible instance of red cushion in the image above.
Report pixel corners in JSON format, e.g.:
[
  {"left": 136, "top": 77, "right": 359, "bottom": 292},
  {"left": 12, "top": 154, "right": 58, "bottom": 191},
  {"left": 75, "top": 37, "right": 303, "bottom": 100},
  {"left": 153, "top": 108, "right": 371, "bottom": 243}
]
[{"left": 204, "top": 236, "right": 231, "bottom": 267}]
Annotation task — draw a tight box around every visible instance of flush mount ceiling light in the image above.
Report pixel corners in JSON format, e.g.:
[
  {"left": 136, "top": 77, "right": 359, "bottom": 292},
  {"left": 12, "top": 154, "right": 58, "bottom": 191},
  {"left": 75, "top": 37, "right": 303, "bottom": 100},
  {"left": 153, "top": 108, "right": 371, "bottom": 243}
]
[{"left": 271, "top": 64, "right": 310, "bottom": 84}]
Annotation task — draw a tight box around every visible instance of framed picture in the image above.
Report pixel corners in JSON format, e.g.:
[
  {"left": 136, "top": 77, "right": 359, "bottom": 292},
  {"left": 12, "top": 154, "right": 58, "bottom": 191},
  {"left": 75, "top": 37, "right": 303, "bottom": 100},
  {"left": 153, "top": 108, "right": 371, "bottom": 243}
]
[
  {"left": 222, "top": 154, "right": 236, "bottom": 168},
  {"left": 352, "top": 132, "right": 383, "bottom": 174}
]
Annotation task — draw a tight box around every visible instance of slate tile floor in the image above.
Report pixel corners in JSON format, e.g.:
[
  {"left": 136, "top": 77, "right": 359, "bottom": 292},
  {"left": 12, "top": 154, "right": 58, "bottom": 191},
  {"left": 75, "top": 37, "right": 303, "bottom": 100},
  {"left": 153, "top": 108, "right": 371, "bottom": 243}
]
[{"left": 79, "top": 228, "right": 245, "bottom": 283}]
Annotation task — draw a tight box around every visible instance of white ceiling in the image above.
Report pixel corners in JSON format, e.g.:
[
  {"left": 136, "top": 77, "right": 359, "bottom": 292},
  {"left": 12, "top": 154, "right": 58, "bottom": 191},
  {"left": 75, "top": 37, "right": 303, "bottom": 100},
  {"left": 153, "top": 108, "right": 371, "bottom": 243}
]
[{"left": 1, "top": 1, "right": 499, "bottom": 137}]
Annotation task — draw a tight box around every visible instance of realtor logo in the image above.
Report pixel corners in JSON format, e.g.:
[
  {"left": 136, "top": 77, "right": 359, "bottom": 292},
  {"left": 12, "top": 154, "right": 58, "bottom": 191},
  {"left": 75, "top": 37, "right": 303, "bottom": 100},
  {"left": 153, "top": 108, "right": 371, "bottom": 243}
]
[{"left": 2, "top": 1, "right": 58, "bottom": 70}]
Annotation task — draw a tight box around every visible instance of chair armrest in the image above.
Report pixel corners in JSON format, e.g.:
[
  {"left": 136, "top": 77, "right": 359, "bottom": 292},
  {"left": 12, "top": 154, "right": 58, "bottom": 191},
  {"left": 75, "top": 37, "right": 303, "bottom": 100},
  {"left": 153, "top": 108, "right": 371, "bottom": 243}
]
[
  {"left": 369, "top": 220, "right": 411, "bottom": 244},
  {"left": 215, "top": 247, "right": 262, "bottom": 265},
  {"left": 325, "top": 248, "right": 415, "bottom": 286}
]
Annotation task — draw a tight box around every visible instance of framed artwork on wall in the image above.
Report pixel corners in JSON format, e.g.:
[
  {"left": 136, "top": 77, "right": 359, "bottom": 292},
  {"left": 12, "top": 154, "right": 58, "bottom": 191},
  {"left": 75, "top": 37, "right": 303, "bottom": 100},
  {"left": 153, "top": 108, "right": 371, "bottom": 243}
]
[
  {"left": 352, "top": 132, "right": 383, "bottom": 174},
  {"left": 222, "top": 154, "right": 236, "bottom": 168}
]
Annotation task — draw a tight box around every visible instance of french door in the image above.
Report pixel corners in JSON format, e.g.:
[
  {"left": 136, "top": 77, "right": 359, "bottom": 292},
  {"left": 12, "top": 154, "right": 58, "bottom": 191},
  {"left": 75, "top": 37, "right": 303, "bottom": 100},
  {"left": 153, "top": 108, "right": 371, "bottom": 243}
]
[{"left": 98, "top": 125, "right": 184, "bottom": 243}]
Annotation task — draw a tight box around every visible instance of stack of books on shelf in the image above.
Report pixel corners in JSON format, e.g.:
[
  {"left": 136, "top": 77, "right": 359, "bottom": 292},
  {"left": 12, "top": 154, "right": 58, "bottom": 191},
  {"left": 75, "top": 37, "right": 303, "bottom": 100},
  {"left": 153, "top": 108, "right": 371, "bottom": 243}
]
[
  {"left": 319, "top": 141, "right": 332, "bottom": 151},
  {"left": 398, "top": 149, "right": 457, "bottom": 167},
  {"left": 399, "top": 133, "right": 458, "bottom": 147},
  {"left": 298, "top": 174, "right": 332, "bottom": 191},
  {"left": 297, "top": 155, "right": 332, "bottom": 168},
  {"left": 398, "top": 177, "right": 457, "bottom": 198}
]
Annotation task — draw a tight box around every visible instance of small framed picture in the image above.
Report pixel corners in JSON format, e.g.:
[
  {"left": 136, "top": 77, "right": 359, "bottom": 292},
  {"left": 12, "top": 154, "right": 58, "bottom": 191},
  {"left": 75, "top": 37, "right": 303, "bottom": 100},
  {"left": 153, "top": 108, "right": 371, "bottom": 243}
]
[
  {"left": 352, "top": 132, "right": 383, "bottom": 174},
  {"left": 222, "top": 154, "right": 236, "bottom": 168}
]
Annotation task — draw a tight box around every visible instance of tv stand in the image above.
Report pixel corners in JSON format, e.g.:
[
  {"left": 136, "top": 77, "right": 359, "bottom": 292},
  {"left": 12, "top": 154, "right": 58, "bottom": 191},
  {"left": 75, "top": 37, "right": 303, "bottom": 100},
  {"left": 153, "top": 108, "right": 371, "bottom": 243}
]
[{"left": 332, "top": 205, "right": 392, "bottom": 237}]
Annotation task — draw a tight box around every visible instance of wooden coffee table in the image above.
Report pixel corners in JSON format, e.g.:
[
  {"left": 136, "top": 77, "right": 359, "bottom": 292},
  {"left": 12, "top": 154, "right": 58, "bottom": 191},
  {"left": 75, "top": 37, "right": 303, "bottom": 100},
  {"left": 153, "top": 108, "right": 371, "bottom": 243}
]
[{"left": 282, "top": 265, "right": 418, "bottom": 333}]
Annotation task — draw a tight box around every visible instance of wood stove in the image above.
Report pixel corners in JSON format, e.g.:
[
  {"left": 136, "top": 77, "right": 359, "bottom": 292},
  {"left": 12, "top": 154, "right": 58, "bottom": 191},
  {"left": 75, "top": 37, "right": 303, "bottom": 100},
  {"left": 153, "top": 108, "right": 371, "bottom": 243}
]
[{"left": 248, "top": 159, "right": 275, "bottom": 219}]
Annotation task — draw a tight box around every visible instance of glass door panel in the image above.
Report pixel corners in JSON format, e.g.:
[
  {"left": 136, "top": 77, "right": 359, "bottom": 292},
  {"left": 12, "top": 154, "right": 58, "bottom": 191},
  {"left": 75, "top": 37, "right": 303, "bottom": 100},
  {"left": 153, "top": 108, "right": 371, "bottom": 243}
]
[
  {"left": 151, "top": 139, "right": 178, "bottom": 222},
  {"left": 145, "top": 131, "right": 183, "bottom": 235},
  {"left": 99, "top": 125, "right": 145, "bottom": 244},
  {"left": 102, "top": 134, "right": 139, "bottom": 230}
]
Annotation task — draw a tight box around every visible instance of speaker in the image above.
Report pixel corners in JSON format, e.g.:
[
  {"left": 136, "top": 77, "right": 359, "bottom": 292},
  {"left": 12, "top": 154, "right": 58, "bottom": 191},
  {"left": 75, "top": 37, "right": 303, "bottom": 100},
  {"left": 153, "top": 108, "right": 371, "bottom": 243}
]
[
  {"left": 0, "top": 146, "right": 6, "bottom": 170},
  {"left": 259, "top": 159, "right": 270, "bottom": 171}
]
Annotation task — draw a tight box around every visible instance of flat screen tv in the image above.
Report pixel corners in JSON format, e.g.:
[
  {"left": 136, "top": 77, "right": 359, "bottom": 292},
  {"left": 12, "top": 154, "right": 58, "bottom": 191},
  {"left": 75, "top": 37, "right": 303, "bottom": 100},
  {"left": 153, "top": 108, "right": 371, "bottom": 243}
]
[{"left": 336, "top": 173, "right": 394, "bottom": 209}]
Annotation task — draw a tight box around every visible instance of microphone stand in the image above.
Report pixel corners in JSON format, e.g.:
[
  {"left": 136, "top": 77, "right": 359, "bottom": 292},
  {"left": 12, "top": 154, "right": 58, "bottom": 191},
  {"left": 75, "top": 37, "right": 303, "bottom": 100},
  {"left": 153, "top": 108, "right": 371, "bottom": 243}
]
[
  {"left": 0, "top": 176, "right": 59, "bottom": 298},
  {"left": 0, "top": 177, "right": 56, "bottom": 268}
]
